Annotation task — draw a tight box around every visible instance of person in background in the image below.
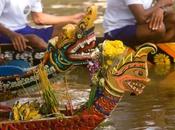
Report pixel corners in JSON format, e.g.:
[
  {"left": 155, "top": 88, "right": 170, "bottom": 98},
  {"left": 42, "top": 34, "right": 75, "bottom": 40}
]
[
  {"left": 0, "top": 0, "right": 84, "bottom": 52},
  {"left": 103, "top": 0, "right": 175, "bottom": 47}
]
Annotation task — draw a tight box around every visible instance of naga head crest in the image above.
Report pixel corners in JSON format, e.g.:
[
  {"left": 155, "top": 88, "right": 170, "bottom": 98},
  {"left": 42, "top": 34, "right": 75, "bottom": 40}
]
[
  {"left": 100, "top": 41, "right": 157, "bottom": 96},
  {"left": 80, "top": 5, "right": 97, "bottom": 30},
  {"left": 45, "top": 5, "right": 98, "bottom": 72},
  {"left": 49, "top": 5, "right": 97, "bottom": 49}
]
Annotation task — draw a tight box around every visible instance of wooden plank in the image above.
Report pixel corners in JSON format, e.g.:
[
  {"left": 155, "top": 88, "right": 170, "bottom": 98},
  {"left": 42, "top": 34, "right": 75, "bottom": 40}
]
[{"left": 157, "top": 43, "right": 175, "bottom": 59}]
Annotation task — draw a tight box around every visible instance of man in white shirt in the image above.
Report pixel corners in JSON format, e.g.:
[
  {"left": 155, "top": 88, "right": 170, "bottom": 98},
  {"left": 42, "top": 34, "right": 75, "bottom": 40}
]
[
  {"left": 0, "top": 0, "right": 84, "bottom": 51},
  {"left": 103, "top": 0, "right": 175, "bottom": 46}
]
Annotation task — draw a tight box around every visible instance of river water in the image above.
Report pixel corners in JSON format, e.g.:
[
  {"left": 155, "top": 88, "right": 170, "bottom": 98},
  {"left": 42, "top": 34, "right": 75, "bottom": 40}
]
[{"left": 41, "top": 0, "right": 175, "bottom": 130}]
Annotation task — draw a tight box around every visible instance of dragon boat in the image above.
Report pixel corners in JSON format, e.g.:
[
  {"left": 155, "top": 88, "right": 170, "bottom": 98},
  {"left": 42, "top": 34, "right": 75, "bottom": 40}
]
[
  {"left": 0, "top": 5, "right": 98, "bottom": 93},
  {"left": 0, "top": 40, "right": 157, "bottom": 130}
]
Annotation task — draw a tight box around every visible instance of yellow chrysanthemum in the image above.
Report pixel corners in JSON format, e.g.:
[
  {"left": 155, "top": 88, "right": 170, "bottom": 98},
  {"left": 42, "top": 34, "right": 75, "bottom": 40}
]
[
  {"left": 154, "top": 53, "right": 171, "bottom": 65},
  {"left": 102, "top": 40, "right": 126, "bottom": 69},
  {"left": 103, "top": 40, "right": 126, "bottom": 58}
]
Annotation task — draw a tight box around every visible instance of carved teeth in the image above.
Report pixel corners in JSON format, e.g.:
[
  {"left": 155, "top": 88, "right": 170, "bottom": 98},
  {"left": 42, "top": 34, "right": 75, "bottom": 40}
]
[
  {"left": 127, "top": 80, "right": 145, "bottom": 93},
  {"left": 70, "top": 35, "right": 96, "bottom": 53},
  {"left": 80, "top": 44, "right": 85, "bottom": 48},
  {"left": 71, "top": 49, "right": 76, "bottom": 53}
]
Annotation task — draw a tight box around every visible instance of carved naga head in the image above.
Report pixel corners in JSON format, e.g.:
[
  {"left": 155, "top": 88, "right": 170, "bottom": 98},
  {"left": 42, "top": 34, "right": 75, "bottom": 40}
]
[
  {"left": 103, "top": 42, "right": 157, "bottom": 96},
  {"left": 47, "top": 5, "right": 97, "bottom": 70}
]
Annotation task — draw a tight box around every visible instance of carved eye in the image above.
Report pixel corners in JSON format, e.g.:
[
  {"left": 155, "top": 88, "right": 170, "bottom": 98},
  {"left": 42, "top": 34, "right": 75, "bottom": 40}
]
[
  {"left": 77, "top": 33, "right": 83, "bottom": 39},
  {"left": 135, "top": 70, "right": 144, "bottom": 76}
]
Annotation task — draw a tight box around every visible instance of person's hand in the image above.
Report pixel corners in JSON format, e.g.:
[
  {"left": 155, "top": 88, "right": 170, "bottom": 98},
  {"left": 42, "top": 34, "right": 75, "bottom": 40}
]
[
  {"left": 156, "top": 0, "right": 174, "bottom": 7},
  {"left": 9, "top": 32, "right": 28, "bottom": 52},
  {"left": 146, "top": 8, "right": 164, "bottom": 31},
  {"left": 71, "top": 13, "right": 85, "bottom": 24},
  {"left": 25, "top": 34, "right": 47, "bottom": 51}
]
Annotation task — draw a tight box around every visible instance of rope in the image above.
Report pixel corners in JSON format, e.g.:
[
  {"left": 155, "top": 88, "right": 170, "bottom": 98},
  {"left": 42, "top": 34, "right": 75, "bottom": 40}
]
[{"left": 64, "top": 75, "right": 73, "bottom": 115}]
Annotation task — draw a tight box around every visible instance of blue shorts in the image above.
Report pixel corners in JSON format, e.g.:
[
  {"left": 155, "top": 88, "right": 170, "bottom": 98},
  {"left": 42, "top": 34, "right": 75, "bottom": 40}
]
[
  {"left": 0, "top": 25, "right": 53, "bottom": 43},
  {"left": 104, "top": 25, "right": 137, "bottom": 46}
]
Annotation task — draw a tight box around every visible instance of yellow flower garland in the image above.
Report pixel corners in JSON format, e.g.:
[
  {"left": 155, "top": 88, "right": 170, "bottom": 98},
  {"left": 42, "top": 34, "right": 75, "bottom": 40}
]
[
  {"left": 102, "top": 40, "right": 126, "bottom": 66},
  {"left": 103, "top": 40, "right": 125, "bottom": 57}
]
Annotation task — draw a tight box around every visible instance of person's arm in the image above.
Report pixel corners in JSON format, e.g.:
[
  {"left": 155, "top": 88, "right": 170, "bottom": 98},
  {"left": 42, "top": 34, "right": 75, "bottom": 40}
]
[
  {"left": 31, "top": 12, "right": 84, "bottom": 26},
  {"left": 0, "top": 0, "right": 28, "bottom": 51},
  {"left": 155, "top": 0, "right": 174, "bottom": 8},
  {"left": 146, "top": 0, "right": 174, "bottom": 30},
  {"left": 0, "top": 23, "right": 28, "bottom": 51},
  {"left": 129, "top": 4, "right": 165, "bottom": 31},
  {"left": 159, "top": 5, "right": 174, "bottom": 15},
  {"left": 127, "top": 0, "right": 174, "bottom": 24},
  {"left": 128, "top": 4, "right": 161, "bottom": 24}
]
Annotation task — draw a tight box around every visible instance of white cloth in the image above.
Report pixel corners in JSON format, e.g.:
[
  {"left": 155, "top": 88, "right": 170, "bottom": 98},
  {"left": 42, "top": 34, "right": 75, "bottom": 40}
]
[
  {"left": 0, "top": 0, "right": 43, "bottom": 31},
  {"left": 103, "top": 0, "right": 153, "bottom": 33}
]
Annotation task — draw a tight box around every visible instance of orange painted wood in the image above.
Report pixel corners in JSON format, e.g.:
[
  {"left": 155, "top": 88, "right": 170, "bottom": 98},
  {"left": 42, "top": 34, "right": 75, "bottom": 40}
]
[{"left": 157, "top": 43, "right": 175, "bottom": 59}]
